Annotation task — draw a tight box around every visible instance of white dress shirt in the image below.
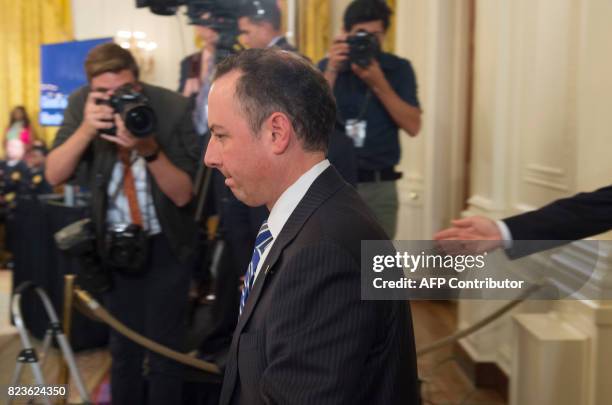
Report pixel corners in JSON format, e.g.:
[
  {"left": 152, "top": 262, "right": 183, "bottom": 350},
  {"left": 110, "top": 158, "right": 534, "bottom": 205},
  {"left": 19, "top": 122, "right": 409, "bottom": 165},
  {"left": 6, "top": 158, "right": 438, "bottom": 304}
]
[
  {"left": 267, "top": 36, "right": 283, "bottom": 48},
  {"left": 253, "top": 159, "right": 331, "bottom": 282},
  {"left": 495, "top": 220, "right": 514, "bottom": 249},
  {"left": 106, "top": 153, "right": 161, "bottom": 235}
]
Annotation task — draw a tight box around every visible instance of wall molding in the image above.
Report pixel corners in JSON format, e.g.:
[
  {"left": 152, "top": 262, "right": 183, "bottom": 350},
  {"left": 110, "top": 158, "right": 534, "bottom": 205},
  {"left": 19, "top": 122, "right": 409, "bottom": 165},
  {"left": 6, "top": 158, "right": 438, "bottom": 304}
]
[
  {"left": 523, "top": 175, "right": 570, "bottom": 191},
  {"left": 525, "top": 163, "right": 565, "bottom": 177},
  {"left": 466, "top": 194, "right": 497, "bottom": 212}
]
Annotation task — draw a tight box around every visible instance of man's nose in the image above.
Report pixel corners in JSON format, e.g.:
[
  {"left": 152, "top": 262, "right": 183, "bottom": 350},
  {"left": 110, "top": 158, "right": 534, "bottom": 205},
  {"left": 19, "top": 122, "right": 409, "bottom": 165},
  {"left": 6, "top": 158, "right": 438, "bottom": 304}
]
[{"left": 203, "top": 136, "right": 220, "bottom": 168}]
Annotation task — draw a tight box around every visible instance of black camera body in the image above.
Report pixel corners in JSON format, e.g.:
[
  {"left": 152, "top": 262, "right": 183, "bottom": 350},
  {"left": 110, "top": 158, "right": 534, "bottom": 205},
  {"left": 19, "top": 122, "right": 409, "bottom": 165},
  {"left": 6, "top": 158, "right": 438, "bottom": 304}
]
[
  {"left": 186, "top": 1, "right": 242, "bottom": 63},
  {"left": 105, "top": 223, "right": 149, "bottom": 275},
  {"left": 346, "top": 30, "right": 381, "bottom": 69},
  {"left": 96, "top": 84, "right": 157, "bottom": 138}
]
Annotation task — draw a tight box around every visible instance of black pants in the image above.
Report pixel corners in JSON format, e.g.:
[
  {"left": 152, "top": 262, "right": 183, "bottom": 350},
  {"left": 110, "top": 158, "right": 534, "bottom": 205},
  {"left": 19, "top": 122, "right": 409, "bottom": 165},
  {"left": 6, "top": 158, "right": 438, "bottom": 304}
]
[{"left": 105, "top": 234, "right": 191, "bottom": 405}]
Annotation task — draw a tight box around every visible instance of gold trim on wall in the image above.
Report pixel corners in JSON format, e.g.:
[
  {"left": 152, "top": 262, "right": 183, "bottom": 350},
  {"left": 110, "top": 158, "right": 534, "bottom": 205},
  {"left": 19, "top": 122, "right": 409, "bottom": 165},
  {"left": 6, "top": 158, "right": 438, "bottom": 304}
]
[
  {"left": 297, "top": 0, "right": 331, "bottom": 63},
  {"left": 384, "top": 0, "right": 396, "bottom": 53}
]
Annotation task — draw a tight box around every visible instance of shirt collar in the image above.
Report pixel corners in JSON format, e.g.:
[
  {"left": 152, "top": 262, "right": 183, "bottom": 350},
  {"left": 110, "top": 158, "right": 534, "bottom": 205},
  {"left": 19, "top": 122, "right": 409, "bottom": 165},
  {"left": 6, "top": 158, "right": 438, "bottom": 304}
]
[
  {"left": 267, "top": 36, "right": 283, "bottom": 48},
  {"left": 267, "top": 159, "right": 330, "bottom": 239}
]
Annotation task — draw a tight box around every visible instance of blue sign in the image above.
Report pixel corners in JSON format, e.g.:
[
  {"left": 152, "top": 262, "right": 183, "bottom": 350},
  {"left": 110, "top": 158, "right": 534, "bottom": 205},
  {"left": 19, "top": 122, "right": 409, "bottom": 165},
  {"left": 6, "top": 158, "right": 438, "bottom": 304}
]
[{"left": 40, "top": 37, "right": 113, "bottom": 126}]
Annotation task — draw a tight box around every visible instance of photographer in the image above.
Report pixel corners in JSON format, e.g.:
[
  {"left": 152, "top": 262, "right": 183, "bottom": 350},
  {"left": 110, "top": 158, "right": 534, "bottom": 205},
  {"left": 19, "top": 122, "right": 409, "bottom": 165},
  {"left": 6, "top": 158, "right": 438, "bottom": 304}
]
[
  {"left": 318, "top": 0, "right": 422, "bottom": 238},
  {"left": 46, "top": 43, "right": 200, "bottom": 405}
]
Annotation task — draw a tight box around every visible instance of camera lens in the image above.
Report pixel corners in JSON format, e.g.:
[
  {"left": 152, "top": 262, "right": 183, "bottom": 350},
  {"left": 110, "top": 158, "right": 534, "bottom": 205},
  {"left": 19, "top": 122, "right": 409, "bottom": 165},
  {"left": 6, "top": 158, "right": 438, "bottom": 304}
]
[{"left": 124, "top": 105, "right": 157, "bottom": 137}]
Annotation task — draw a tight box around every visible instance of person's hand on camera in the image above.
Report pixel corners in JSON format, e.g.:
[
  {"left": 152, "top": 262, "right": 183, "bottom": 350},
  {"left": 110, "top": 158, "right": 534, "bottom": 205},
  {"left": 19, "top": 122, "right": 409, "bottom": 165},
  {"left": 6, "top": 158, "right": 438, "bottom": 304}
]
[
  {"left": 352, "top": 59, "right": 389, "bottom": 91},
  {"left": 326, "top": 34, "right": 350, "bottom": 73},
  {"left": 80, "top": 91, "right": 114, "bottom": 138},
  {"left": 100, "top": 114, "right": 159, "bottom": 157}
]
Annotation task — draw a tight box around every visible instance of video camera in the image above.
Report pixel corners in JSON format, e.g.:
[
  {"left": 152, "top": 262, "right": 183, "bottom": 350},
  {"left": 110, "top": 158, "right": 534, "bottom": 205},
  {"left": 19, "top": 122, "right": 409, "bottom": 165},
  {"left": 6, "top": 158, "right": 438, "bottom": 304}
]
[{"left": 136, "top": 0, "right": 244, "bottom": 64}]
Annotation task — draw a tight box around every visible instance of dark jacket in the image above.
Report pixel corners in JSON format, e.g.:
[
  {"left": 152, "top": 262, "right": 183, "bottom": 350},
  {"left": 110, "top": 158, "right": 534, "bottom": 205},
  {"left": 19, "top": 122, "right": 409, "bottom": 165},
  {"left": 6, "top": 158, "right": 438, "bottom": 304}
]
[
  {"left": 52, "top": 83, "right": 201, "bottom": 263},
  {"left": 178, "top": 51, "right": 201, "bottom": 95},
  {"left": 503, "top": 185, "right": 612, "bottom": 258},
  {"left": 269, "top": 36, "right": 297, "bottom": 53},
  {"left": 219, "top": 166, "right": 420, "bottom": 405}
]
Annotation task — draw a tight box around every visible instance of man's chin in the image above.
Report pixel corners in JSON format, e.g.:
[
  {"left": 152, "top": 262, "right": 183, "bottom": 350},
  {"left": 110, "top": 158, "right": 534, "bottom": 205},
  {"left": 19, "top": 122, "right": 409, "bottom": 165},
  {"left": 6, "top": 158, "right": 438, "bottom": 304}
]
[
  {"left": 230, "top": 190, "right": 263, "bottom": 208},
  {"left": 228, "top": 186, "right": 254, "bottom": 207}
]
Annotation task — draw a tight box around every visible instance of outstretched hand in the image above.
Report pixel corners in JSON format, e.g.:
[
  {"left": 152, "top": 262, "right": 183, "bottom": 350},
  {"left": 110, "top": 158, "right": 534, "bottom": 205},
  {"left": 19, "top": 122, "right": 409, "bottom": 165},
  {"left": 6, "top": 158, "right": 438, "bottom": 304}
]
[{"left": 433, "top": 216, "right": 504, "bottom": 254}]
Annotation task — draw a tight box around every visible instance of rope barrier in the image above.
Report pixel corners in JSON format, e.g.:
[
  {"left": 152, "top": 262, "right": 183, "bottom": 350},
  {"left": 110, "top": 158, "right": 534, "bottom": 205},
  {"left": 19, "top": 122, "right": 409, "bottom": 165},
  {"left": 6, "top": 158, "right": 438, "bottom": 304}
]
[{"left": 73, "top": 288, "right": 222, "bottom": 375}]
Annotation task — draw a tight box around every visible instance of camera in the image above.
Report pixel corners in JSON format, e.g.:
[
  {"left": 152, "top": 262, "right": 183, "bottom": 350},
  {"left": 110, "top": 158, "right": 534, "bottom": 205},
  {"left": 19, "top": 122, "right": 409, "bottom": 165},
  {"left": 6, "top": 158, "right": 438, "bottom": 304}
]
[
  {"left": 54, "top": 218, "right": 113, "bottom": 293},
  {"left": 346, "top": 30, "right": 381, "bottom": 68},
  {"left": 96, "top": 83, "right": 158, "bottom": 138},
  {"left": 105, "top": 223, "right": 149, "bottom": 275},
  {"left": 137, "top": 0, "right": 243, "bottom": 64},
  {"left": 187, "top": 2, "right": 242, "bottom": 64}
]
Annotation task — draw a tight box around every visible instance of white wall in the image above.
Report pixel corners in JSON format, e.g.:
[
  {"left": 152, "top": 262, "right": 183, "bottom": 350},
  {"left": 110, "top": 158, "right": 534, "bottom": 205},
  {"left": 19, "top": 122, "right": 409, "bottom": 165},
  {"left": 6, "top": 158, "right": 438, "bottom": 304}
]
[
  {"left": 72, "top": 0, "right": 197, "bottom": 90},
  {"left": 370, "top": 0, "right": 612, "bottom": 403},
  {"left": 461, "top": 0, "right": 612, "bottom": 404}
]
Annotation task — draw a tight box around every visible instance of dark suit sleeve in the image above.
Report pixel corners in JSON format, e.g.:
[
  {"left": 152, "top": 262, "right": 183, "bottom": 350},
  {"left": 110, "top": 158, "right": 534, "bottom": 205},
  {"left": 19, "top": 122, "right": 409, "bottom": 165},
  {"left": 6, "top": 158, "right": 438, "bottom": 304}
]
[
  {"left": 260, "top": 240, "right": 378, "bottom": 404},
  {"left": 504, "top": 185, "right": 612, "bottom": 240},
  {"left": 503, "top": 185, "right": 612, "bottom": 258}
]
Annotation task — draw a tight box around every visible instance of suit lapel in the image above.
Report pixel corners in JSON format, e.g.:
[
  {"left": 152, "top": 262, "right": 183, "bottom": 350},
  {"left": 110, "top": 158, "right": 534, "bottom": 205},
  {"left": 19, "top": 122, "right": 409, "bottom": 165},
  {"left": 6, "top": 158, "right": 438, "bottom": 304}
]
[
  {"left": 236, "top": 166, "right": 345, "bottom": 331},
  {"left": 219, "top": 166, "right": 347, "bottom": 404}
]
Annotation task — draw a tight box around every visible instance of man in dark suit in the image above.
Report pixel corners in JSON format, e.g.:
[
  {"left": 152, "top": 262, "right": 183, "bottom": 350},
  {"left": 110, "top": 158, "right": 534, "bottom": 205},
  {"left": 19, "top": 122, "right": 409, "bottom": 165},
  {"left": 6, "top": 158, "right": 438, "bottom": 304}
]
[
  {"left": 178, "top": 11, "right": 221, "bottom": 140},
  {"left": 204, "top": 48, "right": 419, "bottom": 404},
  {"left": 237, "top": 0, "right": 296, "bottom": 52},
  {"left": 434, "top": 185, "right": 612, "bottom": 257}
]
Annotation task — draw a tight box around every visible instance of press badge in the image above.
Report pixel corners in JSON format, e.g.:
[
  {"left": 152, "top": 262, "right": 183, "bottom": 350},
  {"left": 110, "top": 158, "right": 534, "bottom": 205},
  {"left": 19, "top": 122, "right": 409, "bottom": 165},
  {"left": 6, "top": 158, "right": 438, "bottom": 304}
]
[{"left": 345, "top": 119, "right": 367, "bottom": 148}]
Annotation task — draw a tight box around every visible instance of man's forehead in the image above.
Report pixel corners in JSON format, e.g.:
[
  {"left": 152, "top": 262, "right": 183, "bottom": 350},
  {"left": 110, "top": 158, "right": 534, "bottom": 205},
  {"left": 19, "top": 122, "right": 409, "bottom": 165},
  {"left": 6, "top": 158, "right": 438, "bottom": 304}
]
[
  {"left": 211, "top": 70, "right": 241, "bottom": 97},
  {"left": 208, "top": 72, "right": 241, "bottom": 125}
]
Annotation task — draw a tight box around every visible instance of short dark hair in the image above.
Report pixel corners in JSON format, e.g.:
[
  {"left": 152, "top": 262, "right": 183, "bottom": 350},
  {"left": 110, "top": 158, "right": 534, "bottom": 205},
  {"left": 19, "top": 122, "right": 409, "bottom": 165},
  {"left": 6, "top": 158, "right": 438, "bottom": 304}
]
[
  {"left": 214, "top": 48, "right": 336, "bottom": 152},
  {"left": 344, "top": 0, "right": 392, "bottom": 32},
  {"left": 238, "top": 0, "right": 282, "bottom": 31},
  {"left": 84, "top": 42, "right": 139, "bottom": 82}
]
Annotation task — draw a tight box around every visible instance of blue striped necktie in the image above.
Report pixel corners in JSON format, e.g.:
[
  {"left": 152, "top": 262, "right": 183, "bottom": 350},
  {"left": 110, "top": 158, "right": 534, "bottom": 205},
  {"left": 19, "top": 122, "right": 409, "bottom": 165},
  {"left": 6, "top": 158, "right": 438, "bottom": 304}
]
[{"left": 239, "top": 220, "right": 274, "bottom": 316}]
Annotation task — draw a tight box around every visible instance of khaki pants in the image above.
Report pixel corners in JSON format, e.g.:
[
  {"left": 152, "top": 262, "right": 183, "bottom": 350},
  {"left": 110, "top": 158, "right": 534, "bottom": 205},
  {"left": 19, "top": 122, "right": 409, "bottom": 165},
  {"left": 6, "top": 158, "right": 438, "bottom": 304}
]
[{"left": 357, "top": 180, "right": 399, "bottom": 238}]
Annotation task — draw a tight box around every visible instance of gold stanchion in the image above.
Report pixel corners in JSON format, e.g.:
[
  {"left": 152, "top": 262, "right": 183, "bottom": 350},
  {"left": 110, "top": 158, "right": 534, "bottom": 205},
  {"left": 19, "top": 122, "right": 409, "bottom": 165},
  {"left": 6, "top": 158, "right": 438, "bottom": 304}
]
[
  {"left": 74, "top": 288, "right": 221, "bottom": 375},
  {"left": 58, "top": 274, "right": 76, "bottom": 405}
]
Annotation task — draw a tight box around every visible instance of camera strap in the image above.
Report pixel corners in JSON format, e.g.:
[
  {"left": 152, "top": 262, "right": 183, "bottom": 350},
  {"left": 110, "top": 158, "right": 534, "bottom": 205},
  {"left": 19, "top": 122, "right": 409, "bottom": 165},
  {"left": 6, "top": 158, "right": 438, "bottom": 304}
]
[
  {"left": 336, "top": 77, "right": 372, "bottom": 125},
  {"left": 356, "top": 90, "right": 372, "bottom": 121}
]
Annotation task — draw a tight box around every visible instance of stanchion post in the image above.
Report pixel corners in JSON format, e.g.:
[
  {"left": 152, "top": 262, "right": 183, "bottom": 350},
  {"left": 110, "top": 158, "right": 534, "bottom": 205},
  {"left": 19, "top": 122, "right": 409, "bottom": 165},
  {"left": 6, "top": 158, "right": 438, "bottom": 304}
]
[{"left": 58, "top": 274, "right": 76, "bottom": 404}]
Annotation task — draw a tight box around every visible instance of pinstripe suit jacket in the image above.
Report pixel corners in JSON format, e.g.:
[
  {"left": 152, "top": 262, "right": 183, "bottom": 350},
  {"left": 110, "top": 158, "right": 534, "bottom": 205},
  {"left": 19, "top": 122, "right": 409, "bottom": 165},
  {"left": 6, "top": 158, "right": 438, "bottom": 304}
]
[{"left": 219, "top": 166, "right": 420, "bottom": 405}]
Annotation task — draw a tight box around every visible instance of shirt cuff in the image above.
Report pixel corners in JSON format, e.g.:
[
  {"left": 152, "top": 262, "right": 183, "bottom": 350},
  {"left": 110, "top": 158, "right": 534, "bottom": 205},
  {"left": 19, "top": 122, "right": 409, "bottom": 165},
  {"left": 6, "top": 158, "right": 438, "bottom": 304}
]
[{"left": 496, "top": 220, "right": 514, "bottom": 250}]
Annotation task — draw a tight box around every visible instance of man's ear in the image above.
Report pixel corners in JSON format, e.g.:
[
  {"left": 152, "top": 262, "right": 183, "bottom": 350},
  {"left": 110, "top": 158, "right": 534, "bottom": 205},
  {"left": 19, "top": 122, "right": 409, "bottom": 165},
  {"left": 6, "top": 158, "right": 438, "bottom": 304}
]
[{"left": 266, "top": 112, "right": 293, "bottom": 155}]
